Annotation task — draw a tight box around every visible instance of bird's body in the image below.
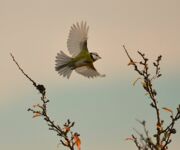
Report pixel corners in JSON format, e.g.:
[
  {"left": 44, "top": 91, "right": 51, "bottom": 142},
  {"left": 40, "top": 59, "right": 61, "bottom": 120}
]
[
  {"left": 56, "top": 51, "right": 92, "bottom": 70},
  {"left": 55, "top": 21, "right": 104, "bottom": 79}
]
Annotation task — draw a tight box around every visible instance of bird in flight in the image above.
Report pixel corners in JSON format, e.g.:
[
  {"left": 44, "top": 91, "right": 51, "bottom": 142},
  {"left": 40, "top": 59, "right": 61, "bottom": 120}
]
[{"left": 55, "top": 21, "right": 105, "bottom": 79}]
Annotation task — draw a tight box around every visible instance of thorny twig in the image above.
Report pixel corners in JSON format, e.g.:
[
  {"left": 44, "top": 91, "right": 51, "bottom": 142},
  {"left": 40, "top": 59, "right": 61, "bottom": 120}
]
[
  {"left": 123, "top": 46, "right": 180, "bottom": 150},
  {"left": 10, "top": 53, "right": 80, "bottom": 150}
]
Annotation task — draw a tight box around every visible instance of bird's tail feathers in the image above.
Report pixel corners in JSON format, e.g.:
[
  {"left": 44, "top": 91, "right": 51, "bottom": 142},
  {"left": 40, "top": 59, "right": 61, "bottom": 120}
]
[{"left": 55, "top": 51, "right": 73, "bottom": 79}]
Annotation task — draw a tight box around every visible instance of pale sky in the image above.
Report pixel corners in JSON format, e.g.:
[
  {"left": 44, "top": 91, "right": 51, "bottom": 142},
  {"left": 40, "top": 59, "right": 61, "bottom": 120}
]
[{"left": 0, "top": 0, "right": 180, "bottom": 150}]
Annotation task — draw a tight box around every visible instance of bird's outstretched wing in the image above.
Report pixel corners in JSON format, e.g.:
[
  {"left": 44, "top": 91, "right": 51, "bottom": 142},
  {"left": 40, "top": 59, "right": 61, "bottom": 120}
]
[
  {"left": 75, "top": 64, "right": 105, "bottom": 78},
  {"left": 67, "top": 21, "right": 89, "bottom": 57}
]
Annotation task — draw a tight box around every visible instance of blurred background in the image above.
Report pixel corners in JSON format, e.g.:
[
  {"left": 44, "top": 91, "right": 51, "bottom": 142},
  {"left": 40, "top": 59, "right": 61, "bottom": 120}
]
[{"left": 0, "top": 0, "right": 180, "bottom": 149}]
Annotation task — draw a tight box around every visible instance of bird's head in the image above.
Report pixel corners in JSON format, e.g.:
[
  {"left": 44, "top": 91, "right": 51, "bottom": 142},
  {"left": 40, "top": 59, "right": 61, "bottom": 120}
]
[{"left": 90, "top": 52, "right": 101, "bottom": 62}]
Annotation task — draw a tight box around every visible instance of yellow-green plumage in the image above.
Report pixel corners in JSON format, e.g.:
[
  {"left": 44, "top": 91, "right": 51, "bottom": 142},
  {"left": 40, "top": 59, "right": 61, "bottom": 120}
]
[{"left": 55, "top": 21, "right": 104, "bottom": 79}]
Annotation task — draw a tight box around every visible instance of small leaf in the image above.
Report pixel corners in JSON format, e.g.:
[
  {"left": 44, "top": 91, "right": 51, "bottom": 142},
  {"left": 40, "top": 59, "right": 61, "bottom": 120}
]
[
  {"left": 64, "top": 127, "right": 70, "bottom": 133},
  {"left": 162, "top": 107, "right": 173, "bottom": 114},
  {"left": 125, "top": 137, "right": 134, "bottom": 141},
  {"left": 128, "top": 60, "right": 135, "bottom": 66},
  {"left": 128, "top": 60, "right": 139, "bottom": 66},
  {"left": 74, "top": 133, "right": 81, "bottom": 150},
  {"left": 141, "top": 81, "right": 148, "bottom": 91},
  {"left": 132, "top": 77, "right": 141, "bottom": 86},
  {"left": 33, "top": 112, "right": 41, "bottom": 118}
]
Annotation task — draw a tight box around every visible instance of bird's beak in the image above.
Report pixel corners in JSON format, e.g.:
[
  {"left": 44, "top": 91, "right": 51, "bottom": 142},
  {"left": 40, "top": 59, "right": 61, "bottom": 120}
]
[{"left": 98, "top": 56, "right": 101, "bottom": 59}]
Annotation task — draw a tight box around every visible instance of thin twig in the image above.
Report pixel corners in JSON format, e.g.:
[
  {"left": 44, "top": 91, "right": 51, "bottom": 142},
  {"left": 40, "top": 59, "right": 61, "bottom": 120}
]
[
  {"left": 123, "top": 46, "right": 180, "bottom": 150},
  {"left": 10, "top": 53, "right": 80, "bottom": 150}
]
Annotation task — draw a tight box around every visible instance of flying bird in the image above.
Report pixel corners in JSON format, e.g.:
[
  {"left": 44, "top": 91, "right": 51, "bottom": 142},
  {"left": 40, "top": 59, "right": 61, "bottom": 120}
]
[{"left": 55, "top": 21, "right": 104, "bottom": 79}]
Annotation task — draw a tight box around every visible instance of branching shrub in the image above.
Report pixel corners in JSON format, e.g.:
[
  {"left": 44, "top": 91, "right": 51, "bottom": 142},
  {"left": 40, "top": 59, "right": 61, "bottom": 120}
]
[
  {"left": 123, "top": 46, "right": 180, "bottom": 150},
  {"left": 10, "top": 53, "right": 81, "bottom": 150}
]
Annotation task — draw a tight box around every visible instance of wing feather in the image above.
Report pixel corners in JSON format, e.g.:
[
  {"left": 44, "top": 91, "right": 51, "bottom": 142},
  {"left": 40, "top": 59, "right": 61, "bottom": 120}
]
[
  {"left": 67, "top": 21, "right": 89, "bottom": 57},
  {"left": 75, "top": 64, "right": 104, "bottom": 78}
]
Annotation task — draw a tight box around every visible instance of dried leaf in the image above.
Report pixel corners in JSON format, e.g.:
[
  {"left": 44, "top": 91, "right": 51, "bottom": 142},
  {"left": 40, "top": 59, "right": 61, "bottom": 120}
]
[
  {"left": 33, "top": 112, "right": 41, "bottom": 118},
  {"left": 128, "top": 60, "right": 135, "bottom": 66},
  {"left": 132, "top": 77, "right": 141, "bottom": 86},
  {"left": 162, "top": 107, "right": 173, "bottom": 114},
  {"left": 64, "top": 127, "right": 70, "bottom": 133},
  {"left": 74, "top": 134, "right": 81, "bottom": 150}
]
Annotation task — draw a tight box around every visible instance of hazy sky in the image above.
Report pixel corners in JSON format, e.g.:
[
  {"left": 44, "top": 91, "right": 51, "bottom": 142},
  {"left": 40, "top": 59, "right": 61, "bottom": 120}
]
[{"left": 0, "top": 0, "right": 180, "bottom": 150}]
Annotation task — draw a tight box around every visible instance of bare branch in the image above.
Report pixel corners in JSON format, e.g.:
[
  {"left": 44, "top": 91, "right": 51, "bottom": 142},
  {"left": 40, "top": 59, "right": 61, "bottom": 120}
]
[
  {"left": 123, "top": 46, "right": 180, "bottom": 150},
  {"left": 11, "top": 53, "right": 80, "bottom": 150}
]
